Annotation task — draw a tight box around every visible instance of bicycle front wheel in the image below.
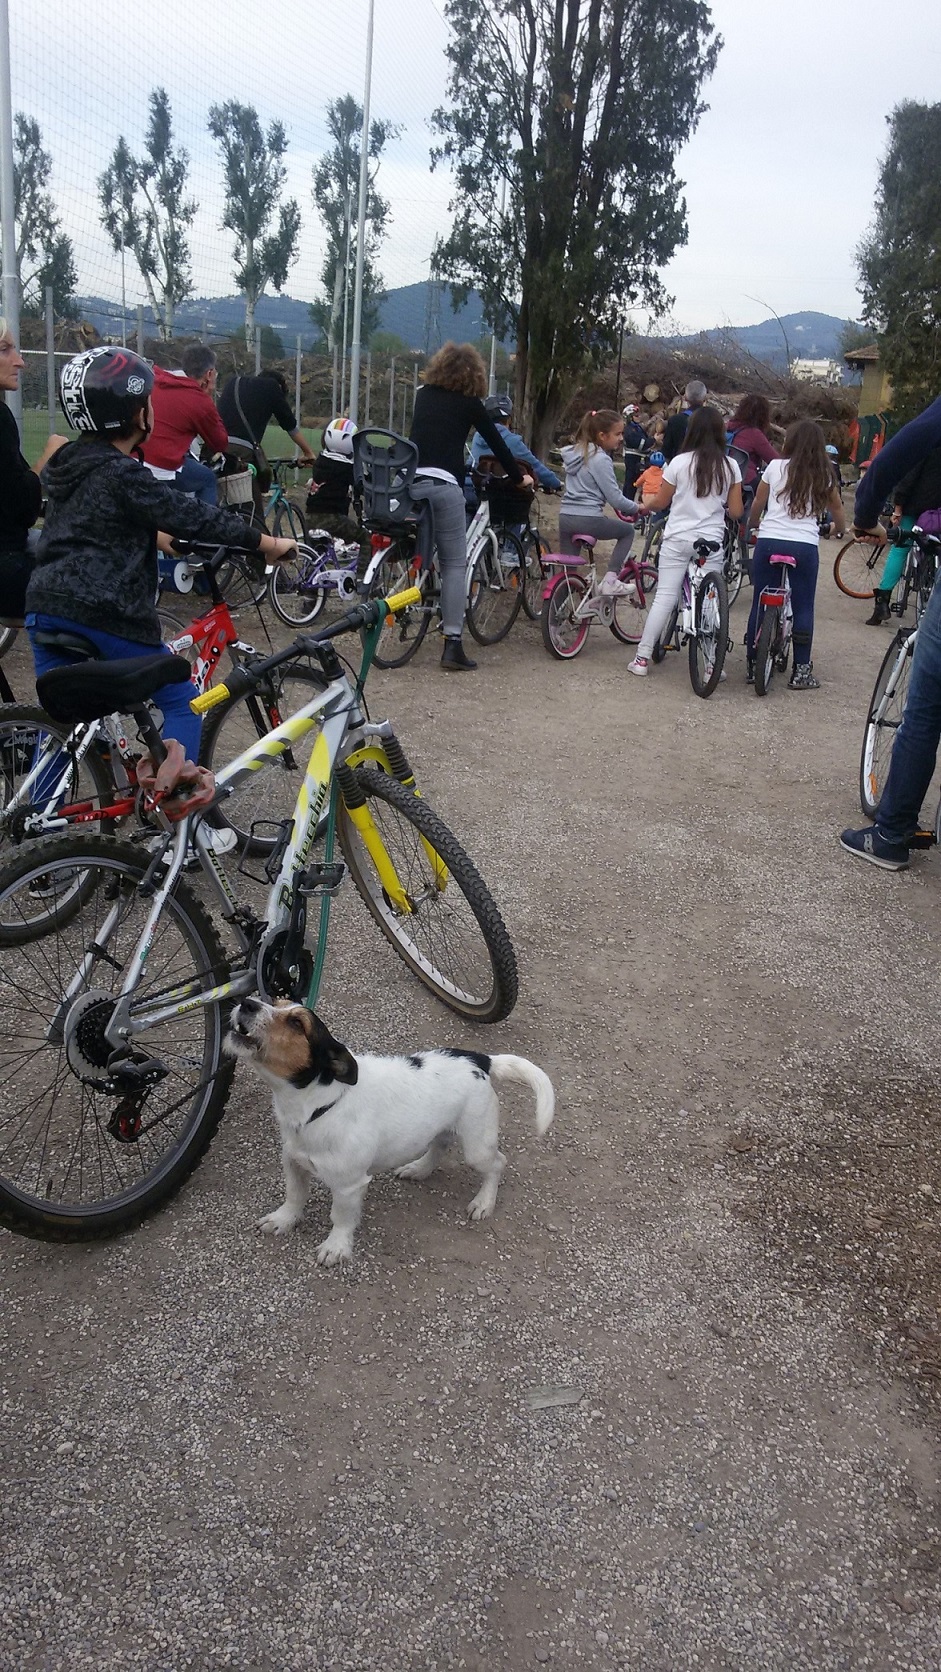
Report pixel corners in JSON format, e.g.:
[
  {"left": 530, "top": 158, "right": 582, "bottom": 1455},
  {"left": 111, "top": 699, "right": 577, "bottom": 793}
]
[
  {"left": 610, "top": 565, "right": 659, "bottom": 645},
  {"left": 466, "top": 528, "right": 524, "bottom": 645},
  {"left": 833, "top": 536, "right": 885, "bottom": 600},
  {"left": 860, "top": 629, "right": 914, "bottom": 819},
  {"left": 338, "top": 767, "right": 518, "bottom": 1022},
  {"left": 541, "top": 571, "right": 590, "bottom": 659},
  {"left": 519, "top": 526, "right": 549, "bottom": 620},
  {"left": 0, "top": 835, "right": 233, "bottom": 1241},
  {"left": 689, "top": 570, "right": 729, "bottom": 698},
  {"left": 199, "top": 662, "right": 329, "bottom": 853}
]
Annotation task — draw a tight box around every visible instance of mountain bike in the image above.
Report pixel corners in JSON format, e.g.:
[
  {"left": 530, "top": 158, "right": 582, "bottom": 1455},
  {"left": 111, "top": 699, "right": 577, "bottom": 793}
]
[
  {"left": 651, "top": 538, "right": 730, "bottom": 697},
  {"left": 0, "top": 588, "right": 519, "bottom": 1245},
  {"left": 0, "top": 545, "right": 323, "bottom": 864},
  {"left": 539, "top": 532, "right": 658, "bottom": 660},
  {"left": 751, "top": 552, "right": 795, "bottom": 696}
]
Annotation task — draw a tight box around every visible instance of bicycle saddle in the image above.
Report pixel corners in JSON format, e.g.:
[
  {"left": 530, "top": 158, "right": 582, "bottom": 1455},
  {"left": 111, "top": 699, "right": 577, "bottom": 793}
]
[
  {"left": 37, "top": 655, "right": 193, "bottom": 725},
  {"left": 770, "top": 552, "right": 797, "bottom": 567},
  {"left": 33, "top": 627, "right": 102, "bottom": 661},
  {"left": 572, "top": 534, "right": 597, "bottom": 549},
  {"left": 693, "top": 538, "right": 721, "bottom": 558}
]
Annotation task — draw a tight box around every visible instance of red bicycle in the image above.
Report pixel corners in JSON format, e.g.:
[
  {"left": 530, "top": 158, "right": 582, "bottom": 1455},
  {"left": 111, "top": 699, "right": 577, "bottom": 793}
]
[
  {"left": 0, "top": 545, "right": 325, "bottom": 858},
  {"left": 539, "top": 524, "right": 659, "bottom": 659}
]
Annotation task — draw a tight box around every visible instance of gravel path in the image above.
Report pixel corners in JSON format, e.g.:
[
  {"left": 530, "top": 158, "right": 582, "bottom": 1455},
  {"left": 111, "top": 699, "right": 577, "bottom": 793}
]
[{"left": 2, "top": 544, "right": 940, "bottom": 1670}]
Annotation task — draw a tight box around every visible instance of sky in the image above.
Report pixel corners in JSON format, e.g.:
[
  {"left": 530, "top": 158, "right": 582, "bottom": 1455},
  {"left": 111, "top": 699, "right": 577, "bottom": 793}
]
[{"left": 7, "top": 0, "right": 941, "bottom": 334}]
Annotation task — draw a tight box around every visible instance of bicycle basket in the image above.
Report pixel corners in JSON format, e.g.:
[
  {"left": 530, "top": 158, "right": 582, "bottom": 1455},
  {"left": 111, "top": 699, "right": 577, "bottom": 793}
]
[{"left": 217, "top": 470, "right": 254, "bottom": 506}]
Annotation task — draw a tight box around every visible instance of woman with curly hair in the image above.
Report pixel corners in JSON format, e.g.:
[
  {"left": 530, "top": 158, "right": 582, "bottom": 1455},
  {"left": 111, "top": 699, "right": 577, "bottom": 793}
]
[
  {"left": 410, "top": 342, "right": 532, "bottom": 671},
  {"left": 726, "top": 393, "right": 780, "bottom": 488}
]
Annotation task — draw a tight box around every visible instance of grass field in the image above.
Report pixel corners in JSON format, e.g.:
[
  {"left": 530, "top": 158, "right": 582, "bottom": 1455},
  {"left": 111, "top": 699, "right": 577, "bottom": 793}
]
[{"left": 17, "top": 407, "right": 322, "bottom": 469}]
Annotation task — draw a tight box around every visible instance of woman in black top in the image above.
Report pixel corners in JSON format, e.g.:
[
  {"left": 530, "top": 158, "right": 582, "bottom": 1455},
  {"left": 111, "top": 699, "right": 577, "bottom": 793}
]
[
  {"left": 0, "top": 319, "right": 67, "bottom": 618},
  {"left": 410, "top": 342, "right": 531, "bottom": 670}
]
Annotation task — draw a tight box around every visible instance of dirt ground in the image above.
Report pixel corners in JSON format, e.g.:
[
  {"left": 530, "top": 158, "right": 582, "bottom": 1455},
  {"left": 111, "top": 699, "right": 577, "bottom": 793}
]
[{"left": 2, "top": 511, "right": 941, "bottom": 1670}]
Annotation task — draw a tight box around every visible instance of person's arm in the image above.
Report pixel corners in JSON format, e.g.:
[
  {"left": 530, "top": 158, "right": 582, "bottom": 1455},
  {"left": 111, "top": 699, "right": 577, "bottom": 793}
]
[
  {"left": 750, "top": 430, "right": 781, "bottom": 466},
  {"left": 194, "top": 391, "right": 229, "bottom": 457},
  {"left": 0, "top": 406, "right": 44, "bottom": 528},
  {"left": 643, "top": 480, "right": 675, "bottom": 512},
  {"left": 726, "top": 481, "right": 744, "bottom": 521},
  {"left": 470, "top": 403, "right": 527, "bottom": 484},
  {"left": 592, "top": 451, "right": 639, "bottom": 515},
  {"left": 123, "top": 461, "right": 293, "bottom": 558},
  {"left": 289, "top": 426, "right": 315, "bottom": 463},
  {"left": 747, "top": 479, "right": 770, "bottom": 532},
  {"left": 828, "top": 485, "right": 846, "bottom": 538},
  {"left": 506, "top": 432, "right": 561, "bottom": 490},
  {"left": 855, "top": 396, "right": 941, "bottom": 530}
]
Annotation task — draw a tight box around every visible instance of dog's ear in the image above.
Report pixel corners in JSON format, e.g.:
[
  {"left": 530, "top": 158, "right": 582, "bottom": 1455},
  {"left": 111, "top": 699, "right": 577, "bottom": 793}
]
[{"left": 327, "top": 1041, "right": 359, "bottom": 1085}]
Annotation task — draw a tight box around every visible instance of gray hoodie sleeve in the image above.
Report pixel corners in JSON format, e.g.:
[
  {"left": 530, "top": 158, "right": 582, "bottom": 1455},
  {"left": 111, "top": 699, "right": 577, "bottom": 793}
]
[{"left": 588, "top": 450, "right": 638, "bottom": 515}]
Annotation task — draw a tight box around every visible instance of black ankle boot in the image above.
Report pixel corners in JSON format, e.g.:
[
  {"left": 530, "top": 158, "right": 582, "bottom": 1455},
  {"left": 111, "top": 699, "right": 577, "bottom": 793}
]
[
  {"left": 866, "top": 589, "right": 891, "bottom": 625},
  {"left": 441, "top": 636, "right": 478, "bottom": 671}
]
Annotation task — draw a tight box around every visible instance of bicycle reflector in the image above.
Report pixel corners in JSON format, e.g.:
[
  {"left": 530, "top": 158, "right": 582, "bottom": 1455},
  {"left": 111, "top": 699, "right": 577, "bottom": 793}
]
[
  {"left": 190, "top": 682, "right": 231, "bottom": 715},
  {"left": 384, "top": 586, "right": 423, "bottom": 614}
]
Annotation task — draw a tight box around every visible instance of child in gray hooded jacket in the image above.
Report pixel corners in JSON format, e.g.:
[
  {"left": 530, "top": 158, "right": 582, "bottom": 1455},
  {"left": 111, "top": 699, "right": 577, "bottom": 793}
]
[{"left": 559, "top": 408, "right": 641, "bottom": 597}]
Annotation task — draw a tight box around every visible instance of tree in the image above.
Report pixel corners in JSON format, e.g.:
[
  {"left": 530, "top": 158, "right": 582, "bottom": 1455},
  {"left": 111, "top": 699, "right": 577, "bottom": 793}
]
[
  {"left": 208, "top": 101, "right": 301, "bottom": 349},
  {"left": 11, "top": 115, "right": 77, "bottom": 318},
  {"left": 369, "top": 330, "right": 409, "bottom": 356},
  {"left": 839, "top": 319, "right": 874, "bottom": 358},
  {"left": 309, "top": 95, "right": 397, "bottom": 353},
  {"left": 98, "top": 89, "right": 196, "bottom": 340},
  {"left": 431, "top": 0, "right": 721, "bottom": 451},
  {"left": 857, "top": 101, "right": 941, "bottom": 423}
]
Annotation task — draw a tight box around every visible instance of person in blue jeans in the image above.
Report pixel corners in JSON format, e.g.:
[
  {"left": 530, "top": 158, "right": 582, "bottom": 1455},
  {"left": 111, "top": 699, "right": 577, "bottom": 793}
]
[{"left": 841, "top": 391, "right": 941, "bottom": 869}]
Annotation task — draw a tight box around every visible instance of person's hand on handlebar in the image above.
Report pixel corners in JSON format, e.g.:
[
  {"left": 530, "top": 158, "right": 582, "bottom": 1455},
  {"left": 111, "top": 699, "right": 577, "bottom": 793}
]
[
  {"left": 853, "top": 524, "right": 885, "bottom": 540},
  {"left": 259, "top": 534, "right": 297, "bottom": 564}
]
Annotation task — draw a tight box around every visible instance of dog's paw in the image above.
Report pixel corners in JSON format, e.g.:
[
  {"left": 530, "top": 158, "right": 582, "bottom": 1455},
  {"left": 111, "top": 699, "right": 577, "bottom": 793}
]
[
  {"left": 315, "top": 1235, "right": 353, "bottom": 1267},
  {"left": 395, "top": 1160, "right": 428, "bottom": 1182},
  {"left": 466, "top": 1194, "right": 495, "bottom": 1222},
  {"left": 257, "top": 1206, "right": 301, "bottom": 1236}
]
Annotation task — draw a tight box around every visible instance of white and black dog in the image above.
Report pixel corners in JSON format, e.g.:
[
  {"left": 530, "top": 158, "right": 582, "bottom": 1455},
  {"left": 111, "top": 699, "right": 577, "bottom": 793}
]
[{"left": 226, "top": 997, "right": 555, "bottom": 1265}]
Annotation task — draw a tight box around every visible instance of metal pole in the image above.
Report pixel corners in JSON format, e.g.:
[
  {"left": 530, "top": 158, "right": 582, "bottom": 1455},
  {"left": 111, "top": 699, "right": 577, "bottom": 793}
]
[
  {"left": 365, "top": 350, "right": 371, "bottom": 424},
  {"left": 412, "top": 358, "right": 419, "bottom": 425},
  {"left": 340, "top": 185, "right": 353, "bottom": 413},
  {"left": 0, "top": 0, "right": 22, "bottom": 425},
  {"left": 614, "top": 317, "right": 624, "bottom": 409},
  {"left": 294, "top": 333, "right": 302, "bottom": 459},
  {"left": 488, "top": 178, "right": 507, "bottom": 398},
  {"left": 331, "top": 345, "right": 338, "bottom": 414},
  {"left": 348, "top": 0, "right": 375, "bottom": 425},
  {"left": 254, "top": 324, "right": 261, "bottom": 374},
  {"left": 202, "top": 316, "right": 208, "bottom": 344},
  {"left": 45, "top": 285, "right": 56, "bottom": 433},
  {"left": 120, "top": 226, "right": 127, "bottom": 347},
  {"left": 388, "top": 357, "right": 395, "bottom": 428},
  {"left": 136, "top": 306, "right": 144, "bottom": 354}
]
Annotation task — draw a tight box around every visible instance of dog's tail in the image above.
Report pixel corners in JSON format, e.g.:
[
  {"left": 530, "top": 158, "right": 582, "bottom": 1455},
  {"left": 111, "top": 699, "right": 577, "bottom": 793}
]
[{"left": 488, "top": 1055, "right": 555, "bottom": 1134}]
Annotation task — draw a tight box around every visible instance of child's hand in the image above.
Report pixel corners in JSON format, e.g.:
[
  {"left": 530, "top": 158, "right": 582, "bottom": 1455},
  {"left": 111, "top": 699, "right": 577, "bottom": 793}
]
[
  {"left": 260, "top": 535, "right": 298, "bottom": 563},
  {"left": 137, "top": 743, "right": 217, "bottom": 812}
]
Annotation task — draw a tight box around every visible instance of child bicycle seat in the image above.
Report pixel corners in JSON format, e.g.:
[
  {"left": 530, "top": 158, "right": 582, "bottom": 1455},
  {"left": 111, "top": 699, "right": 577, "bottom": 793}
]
[{"left": 352, "top": 429, "right": 422, "bottom": 530}]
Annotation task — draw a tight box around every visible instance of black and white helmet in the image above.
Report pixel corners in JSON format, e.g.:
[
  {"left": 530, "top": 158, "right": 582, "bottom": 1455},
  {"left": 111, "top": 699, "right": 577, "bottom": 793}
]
[
  {"left": 484, "top": 393, "right": 513, "bottom": 420},
  {"left": 60, "top": 347, "right": 154, "bottom": 434}
]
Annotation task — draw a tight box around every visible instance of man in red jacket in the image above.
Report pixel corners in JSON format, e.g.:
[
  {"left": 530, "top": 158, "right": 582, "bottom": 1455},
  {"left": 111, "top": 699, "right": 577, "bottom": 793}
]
[{"left": 142, "top": 344, "right": 229, "bottom": 504}]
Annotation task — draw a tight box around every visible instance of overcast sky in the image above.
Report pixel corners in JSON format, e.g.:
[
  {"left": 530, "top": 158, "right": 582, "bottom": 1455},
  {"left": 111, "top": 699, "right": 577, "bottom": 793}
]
[{"left": 8, "top": 0, "right": 941, "bottom": 333}]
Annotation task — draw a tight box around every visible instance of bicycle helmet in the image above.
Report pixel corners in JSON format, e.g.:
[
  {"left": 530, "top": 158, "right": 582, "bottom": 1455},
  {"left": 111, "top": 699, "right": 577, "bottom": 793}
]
[
  {"left": 323, "top": 417, "right": 358, "bottom": 458},
  {"left": 622, "top": 404, "right": 638, "bottom": 417},
  {"left": 484, "top": 393, "right": 513, "bottom": 420},
  {"left": 649, "top": 450, "right": 665, "bottom": 466},
  {"left": 825, "top": 443, "right": 839, "bottom": 457},
  {"left": 60, "top": 347, "right": 154, "bottom": 435}
]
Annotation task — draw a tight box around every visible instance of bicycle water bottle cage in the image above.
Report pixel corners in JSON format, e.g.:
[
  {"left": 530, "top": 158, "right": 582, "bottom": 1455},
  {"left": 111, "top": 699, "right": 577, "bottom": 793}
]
[{"left": 353, "top": 430, "right": 422, "bottom": 530}]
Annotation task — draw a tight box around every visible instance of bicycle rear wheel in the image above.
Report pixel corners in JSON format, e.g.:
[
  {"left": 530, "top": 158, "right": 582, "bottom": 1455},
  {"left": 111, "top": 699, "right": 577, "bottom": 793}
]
[
  {"left": 753, "top": 605, "right": 781, "bottom": 697},
  {"left": 689, "top": 571, "right": 729, "bottom": 697},
  {"left": 0, "top": 834, "right": 233, "bottom": 1241},
  {"left": 859, "top": 630, "right": 914, "bottom": 819},
  {"left": 833, "top": 536, "right": 885, "bottom": 600},
  {"left": 541, "top": 571, "right": 590, "bottom": 659},
  {"left": 466, "top": 529, "right": 524, "bottom": 645},
  {"left": 0, "top": 707, "right": 116, "bottom": 874},
  {"left": 519, "top": 526, "right": 549, "bottom": 620},
  {"left": 268, "top": 545, "right": 327, "bottom": 627},
  {"left": 610, "top": 564, "right": 659, "bottom": 645},
  {"left": 651, "top": 604, "right": 678, "bottom": 664},
  {"left": 338, "top": 767, "right": 517, "bottom": 1022},
  {"left": 368, "top": 541, "right": 432, "bottom": 668}
]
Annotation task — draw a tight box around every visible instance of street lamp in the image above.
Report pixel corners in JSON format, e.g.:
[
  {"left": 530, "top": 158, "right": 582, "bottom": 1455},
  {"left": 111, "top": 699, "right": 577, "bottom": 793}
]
[{"left": 348, "top": 0, "right": 376, "bottom": 425}]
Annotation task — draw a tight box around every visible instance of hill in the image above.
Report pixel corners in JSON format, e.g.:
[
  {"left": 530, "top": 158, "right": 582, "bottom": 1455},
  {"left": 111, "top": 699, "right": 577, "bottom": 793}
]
[{"left": 666, "top": 311, "right": 851, "bottom": 369}]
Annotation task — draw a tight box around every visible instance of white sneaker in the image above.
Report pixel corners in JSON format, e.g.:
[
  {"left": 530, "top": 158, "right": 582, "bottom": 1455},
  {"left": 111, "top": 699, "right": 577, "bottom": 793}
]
[
  {"left": 628, "top": 656, "right": 649, "bottom": 676},
  {"left": 599, "top": 571, "right": 636, "bottom": 599}
]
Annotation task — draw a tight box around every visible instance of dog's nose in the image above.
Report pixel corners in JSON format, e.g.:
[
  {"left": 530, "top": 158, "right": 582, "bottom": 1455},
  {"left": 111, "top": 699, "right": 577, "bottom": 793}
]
[{"left": 239, "top": 997, "right": 260, "bottom": 1018}]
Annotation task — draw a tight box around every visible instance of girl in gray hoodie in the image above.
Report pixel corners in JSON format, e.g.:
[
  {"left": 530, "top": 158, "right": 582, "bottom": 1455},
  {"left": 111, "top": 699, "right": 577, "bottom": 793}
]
[{"left": 559, "top": 409, "right": 641, "bottom": 597}]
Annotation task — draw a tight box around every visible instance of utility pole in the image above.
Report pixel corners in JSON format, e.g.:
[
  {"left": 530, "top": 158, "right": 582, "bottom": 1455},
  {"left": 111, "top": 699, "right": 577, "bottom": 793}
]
[
  {"left": 488, "top": 178, "right": 507, "bottom": 398},
  {"left": 0, "top": 0, "right": 22, "bottom": 424},
  {"left": 348, "top": 0, "right": 375, "bottom": 425}
]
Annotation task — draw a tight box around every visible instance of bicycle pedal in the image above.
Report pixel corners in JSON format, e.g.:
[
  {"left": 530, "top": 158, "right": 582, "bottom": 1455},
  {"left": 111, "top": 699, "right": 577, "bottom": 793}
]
[
  {"left": 299, "top": 861, "right": 347, "bottom": 895},
  {"left": 910, "top": 829, "right": 935, "bottom": 850}
]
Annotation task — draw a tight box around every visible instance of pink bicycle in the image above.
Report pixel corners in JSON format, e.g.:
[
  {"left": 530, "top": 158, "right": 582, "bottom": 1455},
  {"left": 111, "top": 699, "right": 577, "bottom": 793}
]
[{"left": 539, "top": 527, "right": 659, "bottom": 660}]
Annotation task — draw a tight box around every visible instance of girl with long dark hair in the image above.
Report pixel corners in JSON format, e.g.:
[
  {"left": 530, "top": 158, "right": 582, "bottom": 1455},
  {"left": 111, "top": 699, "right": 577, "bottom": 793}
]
[
  {"left": 630, "top": 406, "right": 743, "bottom": 677},
  {"left": 745, "top": 419, "right": 845, "bottom": 689}
]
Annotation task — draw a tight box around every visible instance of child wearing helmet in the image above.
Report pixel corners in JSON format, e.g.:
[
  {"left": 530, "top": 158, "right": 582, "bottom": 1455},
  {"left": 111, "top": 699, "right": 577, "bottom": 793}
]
[
  {"left": 306, "top": 416, "right": 363, "bottom": 546},
  {"left": 634, "top": 450, "right": 666, "bottom": 499},
  {"left": 27, "top": 346, "right": 297, "bottom": 807}
]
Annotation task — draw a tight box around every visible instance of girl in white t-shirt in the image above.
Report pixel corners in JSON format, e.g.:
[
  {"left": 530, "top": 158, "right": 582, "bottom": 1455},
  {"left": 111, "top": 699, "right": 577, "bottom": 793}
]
[
  {"left": 629, "top": 406, "right": 743, "bottom": 676},
  {"left": 745, "top": 421, "right": 845, "bottom": 690}
]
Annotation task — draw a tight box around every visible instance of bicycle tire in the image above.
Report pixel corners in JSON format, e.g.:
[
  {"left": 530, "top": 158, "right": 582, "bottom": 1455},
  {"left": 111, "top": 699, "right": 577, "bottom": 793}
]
[
  {"left": 859, "top": 629, "right": 914, "bottom": 819},
  {"left": 724, "top": 537, "right": 746, "bottom": 608},
  {"left": 541, "top": 571, "right": 590, "bottom": 659},
  {"left": 609, "top": 564, "right": 659, "bottom": 646},
  {"left": 369, "top": 541, "right": 432, "bottom": 669},
  {"left": 0, "top": 833, "right": 233, "bottom": 1241},
  {"left": 466, "top": 528, "right": 524, "bottom": 645},
  {"left": 642, "top": 521, "right": 664, "bottom": 569},
  {"left": 833, "top": 536, "right": 885, "bottom": 600},
  {"left": 199, "top": 662, "right": 330, "bottom": 854},
  {"left": 519, "top": 526, "right": 549, "bottom": 620},
  {"left": 651, "top": 605, "right": 678, "bottom": 664},
  {"left": 337, "top": 767, "right": 517, "bottom": 1023},
  {"left": 0, "top": 705, "right": 116, "bottom": 885},
  {"left": 0, "top": 624, "right": 18, "bottom": 659},
  {"left": 689, "top": 570, "right": 729, "bottom": 698},
  {"left": 217, "top": 551, "right": 269, "bottom": 612},
  {"left": 268, "top": 544, "right": 327, "bottom": 627},
  {"left": 753, "top": 605, "right": 781, "bottom": 697}
]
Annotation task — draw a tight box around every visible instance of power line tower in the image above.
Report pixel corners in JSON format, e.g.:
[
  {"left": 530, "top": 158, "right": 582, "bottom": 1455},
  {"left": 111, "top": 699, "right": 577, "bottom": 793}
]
[{"left": 423, "top": 243, "right": 442, "bottom": 357}]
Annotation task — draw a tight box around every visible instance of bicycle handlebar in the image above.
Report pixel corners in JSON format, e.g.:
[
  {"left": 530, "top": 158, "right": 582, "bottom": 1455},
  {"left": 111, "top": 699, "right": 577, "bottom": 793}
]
[{"left": 189, "top": 586, "right": 423, "bottom": 715}]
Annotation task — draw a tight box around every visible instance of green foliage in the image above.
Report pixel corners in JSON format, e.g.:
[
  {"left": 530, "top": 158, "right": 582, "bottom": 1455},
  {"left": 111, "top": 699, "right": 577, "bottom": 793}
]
[
  {"left": 431, "top": 0, "right": 721, "bottom": 449},
  {"left": 839, "top": 319, "right": 874, "bottom": 357},
  {"left": 857, "top": 101, "right": 941, "bottom": 423},
  {"left": 260, "top": 324, "right": 285, "bottom": 360},
  {"left": 309, "top": 95, "right": 397, "bottom": 352},
  {"left": 208, "top": 101, "right": 301, "bottom": 347},
  {"left": 369, "top": 330, "right": 409, "bottom": 356},
  {"left": 98, "top": 90, "right": 195, "bottom": 339},
  {"left": 12, "top": 114, "right": 77, "bottom": 318}
]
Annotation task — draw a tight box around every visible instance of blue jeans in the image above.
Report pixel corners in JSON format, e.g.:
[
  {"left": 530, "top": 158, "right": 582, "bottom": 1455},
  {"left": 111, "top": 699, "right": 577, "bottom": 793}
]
[
  {"left": 746, "top": 537, "right": 819, "bottom": 664},
  {"left": 874, "top": 573, "right": 941, "bottom": 846},
  {"left": 176, "top": 455, "right": 218, "bottom": 504},
  {"left": 28, "top": 613, "right": 201, "bottom": 761}
]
